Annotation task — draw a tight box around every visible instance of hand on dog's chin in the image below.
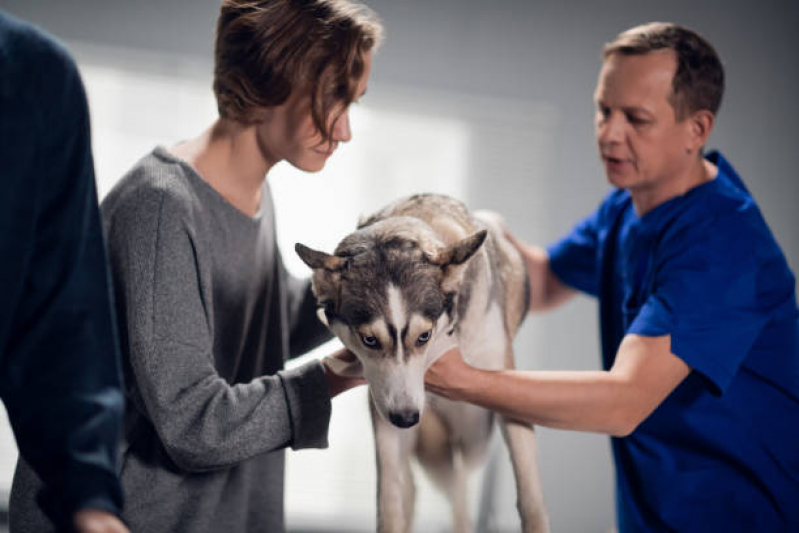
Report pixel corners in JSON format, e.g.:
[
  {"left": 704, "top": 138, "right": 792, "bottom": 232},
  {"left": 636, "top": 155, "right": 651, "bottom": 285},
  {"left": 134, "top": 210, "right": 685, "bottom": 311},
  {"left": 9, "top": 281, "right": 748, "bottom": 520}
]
[
  {"left": 323, "top": 365, "right": 366, "bottom": 397},
  {"left": 322, "top": 349, "right": 367, "bottom": 397}
]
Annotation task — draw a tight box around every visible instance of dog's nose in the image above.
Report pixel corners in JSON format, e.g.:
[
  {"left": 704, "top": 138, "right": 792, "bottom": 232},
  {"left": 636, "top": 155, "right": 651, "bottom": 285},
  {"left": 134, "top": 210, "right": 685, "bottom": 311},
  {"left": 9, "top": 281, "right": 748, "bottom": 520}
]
[{"left": 389, "top": 410, "right": 420, "bottom": 428}]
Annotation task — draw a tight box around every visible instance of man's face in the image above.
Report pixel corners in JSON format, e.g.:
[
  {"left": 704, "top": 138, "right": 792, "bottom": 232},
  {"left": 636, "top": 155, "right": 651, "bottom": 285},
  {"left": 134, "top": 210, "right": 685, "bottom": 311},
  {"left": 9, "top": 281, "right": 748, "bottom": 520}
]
[
  {"left": 593, "top": 50, "right": 694, "bottom": 195},
  {"left": 255, "top": 51, "right": 373, "bottom": 173}
]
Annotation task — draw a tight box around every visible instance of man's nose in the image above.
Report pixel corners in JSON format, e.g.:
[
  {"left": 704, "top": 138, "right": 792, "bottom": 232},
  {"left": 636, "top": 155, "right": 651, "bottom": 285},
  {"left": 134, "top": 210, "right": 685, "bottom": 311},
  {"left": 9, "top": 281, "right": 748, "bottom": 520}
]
[{"left": 597, "top": 111, "right": 624, "bottom": 146}]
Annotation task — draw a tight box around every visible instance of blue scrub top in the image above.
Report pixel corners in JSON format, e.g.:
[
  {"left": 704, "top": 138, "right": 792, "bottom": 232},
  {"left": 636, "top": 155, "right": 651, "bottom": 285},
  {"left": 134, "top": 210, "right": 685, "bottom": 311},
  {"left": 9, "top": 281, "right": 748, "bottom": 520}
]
[{"left": 547, "top": 151, "right": 799, "bottom": 532}]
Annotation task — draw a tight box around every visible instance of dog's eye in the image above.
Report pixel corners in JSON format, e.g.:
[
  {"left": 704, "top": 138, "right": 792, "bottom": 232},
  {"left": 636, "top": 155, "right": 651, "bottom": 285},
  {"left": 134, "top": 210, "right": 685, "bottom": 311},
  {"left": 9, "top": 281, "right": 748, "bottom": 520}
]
[
  {"left": 416, "top": 330, "right": 432, "bottom": 346},
  {"left": 361, "top": 335, "right": 381, "bottom": 349}
]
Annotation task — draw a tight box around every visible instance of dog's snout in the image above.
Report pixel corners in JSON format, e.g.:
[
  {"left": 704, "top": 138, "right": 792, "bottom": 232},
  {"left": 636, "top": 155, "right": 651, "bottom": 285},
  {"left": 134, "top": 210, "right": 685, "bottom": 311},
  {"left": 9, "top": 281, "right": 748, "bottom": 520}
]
[{"left": 389, "top": 410, "right": 420, "bottom": 428}]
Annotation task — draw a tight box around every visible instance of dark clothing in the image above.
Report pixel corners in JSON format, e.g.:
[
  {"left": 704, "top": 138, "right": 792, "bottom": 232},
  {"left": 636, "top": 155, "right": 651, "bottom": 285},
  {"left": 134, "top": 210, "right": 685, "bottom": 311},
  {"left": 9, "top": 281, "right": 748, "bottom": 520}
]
[
  {"left": 548, "top": 151, "right": 799, "bottom": 531},
  {"left": 100, "top": 147, "right": 329, "bottom": 532},
  {"left": 0, "top": 10, "right": 125, "bottom": 530}
]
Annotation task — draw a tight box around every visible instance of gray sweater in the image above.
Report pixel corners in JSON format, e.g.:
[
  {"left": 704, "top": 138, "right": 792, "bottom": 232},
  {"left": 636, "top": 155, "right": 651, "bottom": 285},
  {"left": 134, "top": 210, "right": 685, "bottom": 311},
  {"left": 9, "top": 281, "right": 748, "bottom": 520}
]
[{"left": 9, "top": 147, "right": 334, "bottom": 532}]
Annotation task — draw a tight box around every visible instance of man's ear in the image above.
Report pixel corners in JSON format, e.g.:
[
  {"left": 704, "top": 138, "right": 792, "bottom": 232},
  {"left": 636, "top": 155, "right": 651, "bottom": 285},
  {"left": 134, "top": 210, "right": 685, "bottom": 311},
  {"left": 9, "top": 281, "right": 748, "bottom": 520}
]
[
  {"left": 430, "top": 230, "right": 487, "bottom": 293},
  {"left": 295, "top": 243, "right": 347, "bottom": 302},
  {"left": 687, "top": 109, "right": 715, "bottom": 153}
]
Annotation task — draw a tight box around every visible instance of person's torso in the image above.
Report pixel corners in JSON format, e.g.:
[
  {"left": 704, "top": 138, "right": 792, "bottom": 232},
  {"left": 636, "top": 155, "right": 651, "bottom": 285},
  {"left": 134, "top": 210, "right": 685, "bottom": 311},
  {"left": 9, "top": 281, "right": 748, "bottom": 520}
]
[
  {"left": 101, "top": 147, "right": 291, "bottom": 533},
  {"left": 593, "top": 153, "right": 799, "bottom": 531}
]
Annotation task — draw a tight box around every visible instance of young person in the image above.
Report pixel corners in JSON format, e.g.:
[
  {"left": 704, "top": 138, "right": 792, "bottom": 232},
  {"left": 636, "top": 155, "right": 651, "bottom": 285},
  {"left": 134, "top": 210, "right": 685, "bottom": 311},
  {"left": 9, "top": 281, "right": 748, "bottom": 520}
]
[
  {"left": 1, "top": 10, "right": 128, "bottom": 533},
  {"left": 11, "top": 1, "right": 383, "bottom": 532},
  {"left": 426, "top": 22, "right": 799, "bottom": 532}
]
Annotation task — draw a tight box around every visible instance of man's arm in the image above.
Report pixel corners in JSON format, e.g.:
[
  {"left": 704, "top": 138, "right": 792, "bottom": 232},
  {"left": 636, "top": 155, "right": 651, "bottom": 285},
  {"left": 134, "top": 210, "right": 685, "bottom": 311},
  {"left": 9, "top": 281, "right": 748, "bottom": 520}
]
[
  {"left": 425, "top": 334, "right": 690, "bottom": 436},
  {"left": 504, "top": 231, "right": 576, "bottom": 312}
]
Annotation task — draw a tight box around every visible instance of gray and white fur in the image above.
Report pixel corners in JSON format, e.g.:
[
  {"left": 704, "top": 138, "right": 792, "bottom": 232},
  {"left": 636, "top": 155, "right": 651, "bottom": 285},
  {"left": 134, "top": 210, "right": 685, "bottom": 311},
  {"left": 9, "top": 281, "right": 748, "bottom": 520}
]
[{"left": 296, "top": 194, "right": 548, "bottom": 533}]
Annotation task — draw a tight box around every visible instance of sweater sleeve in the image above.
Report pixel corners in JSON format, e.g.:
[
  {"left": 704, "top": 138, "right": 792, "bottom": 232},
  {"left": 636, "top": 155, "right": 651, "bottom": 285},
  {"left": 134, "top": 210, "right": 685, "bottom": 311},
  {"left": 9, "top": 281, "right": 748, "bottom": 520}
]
[
  {"left": 284, "top": 261, "right": 334, "bottom": 358},
  {"left": 105, "top": 184, "right": 331, "bottom": 473},
  {"left": 0, "top": 14, "right": 124, "bottom": 528}
]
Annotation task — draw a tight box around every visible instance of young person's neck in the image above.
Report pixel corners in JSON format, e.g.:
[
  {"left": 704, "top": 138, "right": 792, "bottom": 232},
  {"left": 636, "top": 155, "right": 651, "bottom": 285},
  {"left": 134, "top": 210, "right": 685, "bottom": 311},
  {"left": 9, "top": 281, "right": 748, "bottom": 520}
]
[
  {"left": 171, "top": 118, "right": 273, "bottom": 218},
  {"left": 631, "top": 156, "right": 718, "bottom": 217}
]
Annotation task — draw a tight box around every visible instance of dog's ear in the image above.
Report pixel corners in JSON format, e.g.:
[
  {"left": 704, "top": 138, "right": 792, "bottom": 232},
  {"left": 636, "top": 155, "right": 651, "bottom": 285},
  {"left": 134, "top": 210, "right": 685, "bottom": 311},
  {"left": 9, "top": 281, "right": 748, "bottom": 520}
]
[
  {"left": 431, "top": 230, "right": 487, "bottom": 292},
  {"left": 433, "top": 230, "right": 487, "bottom": 266},
  {"left": 295, "top": 243, "right": 347, "bottom": 271},
  {"left": 295, "top": 243, "right": 348, "bottom": 303}
]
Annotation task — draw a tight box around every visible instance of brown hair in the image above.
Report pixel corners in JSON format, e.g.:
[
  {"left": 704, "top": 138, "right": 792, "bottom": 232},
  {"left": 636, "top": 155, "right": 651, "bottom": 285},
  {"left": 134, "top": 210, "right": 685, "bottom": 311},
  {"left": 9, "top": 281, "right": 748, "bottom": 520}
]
[
  {"left": 603, "top": 22, "right": 724, "bottom": 120},
  {"left": 213, "top": 0, "right": 384, "bottom": 141}
]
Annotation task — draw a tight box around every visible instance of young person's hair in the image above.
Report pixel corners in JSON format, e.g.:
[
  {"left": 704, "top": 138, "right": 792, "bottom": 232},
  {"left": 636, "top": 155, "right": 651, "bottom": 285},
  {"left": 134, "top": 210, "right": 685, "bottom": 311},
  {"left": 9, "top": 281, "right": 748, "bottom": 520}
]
[
  {"left": 213, "top": 0, "right": 383, "bottom": 141},
  {"left": 603, "top": 22, "right": 724, "bottom": 120}
]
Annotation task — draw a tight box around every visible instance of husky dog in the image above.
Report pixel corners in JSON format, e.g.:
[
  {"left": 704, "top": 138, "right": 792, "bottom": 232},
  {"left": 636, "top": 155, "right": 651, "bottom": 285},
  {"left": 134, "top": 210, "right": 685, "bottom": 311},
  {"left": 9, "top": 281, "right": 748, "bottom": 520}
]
[{"left": 296, "top": 194, "right": 548, "bottom": 533}]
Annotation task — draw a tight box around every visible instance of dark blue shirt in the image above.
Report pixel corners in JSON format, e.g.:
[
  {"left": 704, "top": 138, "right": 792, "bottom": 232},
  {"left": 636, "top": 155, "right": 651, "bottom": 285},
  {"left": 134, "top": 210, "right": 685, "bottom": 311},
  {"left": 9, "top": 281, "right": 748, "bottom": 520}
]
[
  {"left": 548, "top": 151, "right": 799, "bottom": 532},
  {"left": 0, "top": 10, "right": 124, "bottom": 528}
]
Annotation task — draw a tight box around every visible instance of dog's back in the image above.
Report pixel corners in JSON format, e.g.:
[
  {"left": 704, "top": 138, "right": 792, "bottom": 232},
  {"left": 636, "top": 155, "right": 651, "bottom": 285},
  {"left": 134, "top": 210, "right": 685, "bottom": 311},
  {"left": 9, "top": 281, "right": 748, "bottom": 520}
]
[{"left": 360, "top": 193, "right": 529, "bottom": 347}]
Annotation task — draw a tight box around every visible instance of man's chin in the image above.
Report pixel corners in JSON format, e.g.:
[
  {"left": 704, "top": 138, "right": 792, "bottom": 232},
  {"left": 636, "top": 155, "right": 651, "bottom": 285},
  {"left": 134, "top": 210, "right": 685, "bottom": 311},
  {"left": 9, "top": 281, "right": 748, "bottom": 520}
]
[{"left": 605, "top": 170, "right": 635, "bottom": 189}]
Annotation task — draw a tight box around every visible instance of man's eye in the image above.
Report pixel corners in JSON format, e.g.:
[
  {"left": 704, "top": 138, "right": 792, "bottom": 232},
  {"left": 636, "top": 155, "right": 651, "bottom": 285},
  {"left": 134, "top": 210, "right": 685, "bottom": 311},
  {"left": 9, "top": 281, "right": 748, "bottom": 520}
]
[
  {"left": 361, "top": 335, "right": 380, "bottom": 349},
  {"left": 416, "top": 330, "right": 432, "bottom": 346}
]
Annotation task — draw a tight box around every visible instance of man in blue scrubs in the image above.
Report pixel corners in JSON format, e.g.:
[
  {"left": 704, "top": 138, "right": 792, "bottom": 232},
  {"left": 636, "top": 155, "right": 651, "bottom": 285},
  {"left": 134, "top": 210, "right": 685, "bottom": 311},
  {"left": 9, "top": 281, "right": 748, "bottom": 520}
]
[{"left": 425, "top": 22, "right": 799, "bottom": 531}]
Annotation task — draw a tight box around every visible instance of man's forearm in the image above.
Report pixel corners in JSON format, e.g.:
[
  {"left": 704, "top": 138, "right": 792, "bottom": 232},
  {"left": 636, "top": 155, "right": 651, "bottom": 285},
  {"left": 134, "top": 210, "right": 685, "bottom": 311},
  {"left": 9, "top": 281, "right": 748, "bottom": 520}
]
[
  {"left": 506, "top": 237, "right": 575, "bottom": 311},
  {"left": 437, "top": 365, "right": 637, "bottom": 436},
  {"left": 426, "top": 336, "right": 689, "bottom": 438}
]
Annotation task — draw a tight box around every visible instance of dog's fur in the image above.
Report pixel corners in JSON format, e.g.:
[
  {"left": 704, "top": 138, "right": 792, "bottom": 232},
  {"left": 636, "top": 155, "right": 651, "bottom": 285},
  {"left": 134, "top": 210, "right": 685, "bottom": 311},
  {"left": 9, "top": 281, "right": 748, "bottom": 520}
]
[{"left": 296, "top": 194, "right": 548, "bottom": 533}]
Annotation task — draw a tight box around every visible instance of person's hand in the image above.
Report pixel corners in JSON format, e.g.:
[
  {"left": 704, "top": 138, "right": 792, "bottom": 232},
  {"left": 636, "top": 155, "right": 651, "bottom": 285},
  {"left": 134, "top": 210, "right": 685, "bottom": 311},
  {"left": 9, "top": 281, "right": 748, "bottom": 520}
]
[
  {"left": 73, "top": 509, "right": 129, "bottom": 533},
  {"left": 424, "top": 347, "right": 472, "bottom": 400},
  {"left": 322, "top": 348, "right": 367, "bottom": 397}
]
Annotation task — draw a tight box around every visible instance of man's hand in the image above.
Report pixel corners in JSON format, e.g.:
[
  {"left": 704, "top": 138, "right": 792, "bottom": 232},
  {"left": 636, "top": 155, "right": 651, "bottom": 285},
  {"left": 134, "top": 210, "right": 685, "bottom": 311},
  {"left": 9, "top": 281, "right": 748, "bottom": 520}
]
[
  {"left": 424, "top": 347, "right": 472, "bottom": 400},
  {"left": 73, "top": 509, "right": 129, "bottom": 533}
]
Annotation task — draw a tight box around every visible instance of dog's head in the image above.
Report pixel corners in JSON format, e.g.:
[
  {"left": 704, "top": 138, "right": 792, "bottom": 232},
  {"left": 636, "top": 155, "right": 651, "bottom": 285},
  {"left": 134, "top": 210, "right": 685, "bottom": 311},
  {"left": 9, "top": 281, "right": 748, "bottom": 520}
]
[{"left": 296, "top": 217, "right": 486, "bottom": 428}]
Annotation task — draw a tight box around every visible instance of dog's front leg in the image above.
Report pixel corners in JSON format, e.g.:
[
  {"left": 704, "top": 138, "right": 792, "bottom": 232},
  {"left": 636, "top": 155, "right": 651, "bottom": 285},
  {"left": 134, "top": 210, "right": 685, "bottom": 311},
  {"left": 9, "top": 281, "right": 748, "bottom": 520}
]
[
  {"left": 371, "top": 399, "right": 417, "bottom": 533},
  {"left": 499, "top": 417, "right": 550, "bottom": 533}
]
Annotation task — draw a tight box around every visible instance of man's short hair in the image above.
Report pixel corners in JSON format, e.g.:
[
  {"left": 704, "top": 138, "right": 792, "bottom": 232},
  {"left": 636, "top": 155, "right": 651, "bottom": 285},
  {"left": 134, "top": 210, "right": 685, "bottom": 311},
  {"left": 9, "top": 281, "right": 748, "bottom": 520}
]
[
  {"left": 213, "top": 0, "right": 384, "bottom": 141},
  {"left": 603, "top": 22, "right": 724, "bottom": 120}
]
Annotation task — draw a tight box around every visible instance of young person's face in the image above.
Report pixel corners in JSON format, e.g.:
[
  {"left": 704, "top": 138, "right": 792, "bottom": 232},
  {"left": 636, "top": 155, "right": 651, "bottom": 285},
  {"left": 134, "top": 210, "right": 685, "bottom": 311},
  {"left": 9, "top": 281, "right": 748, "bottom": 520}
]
[
  {"left": 593, "top": 51, "right": 696, "bottom": 195},
  {"left": 256, "top": 51, "right": 373, "bottom": 173}
]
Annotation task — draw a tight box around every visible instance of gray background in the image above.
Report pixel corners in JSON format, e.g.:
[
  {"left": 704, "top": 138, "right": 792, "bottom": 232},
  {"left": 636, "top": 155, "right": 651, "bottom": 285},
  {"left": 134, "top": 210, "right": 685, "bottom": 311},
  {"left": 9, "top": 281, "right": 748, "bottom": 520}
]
[{"left": 2, "top": 1, "right": 797, "bottom": 532}]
